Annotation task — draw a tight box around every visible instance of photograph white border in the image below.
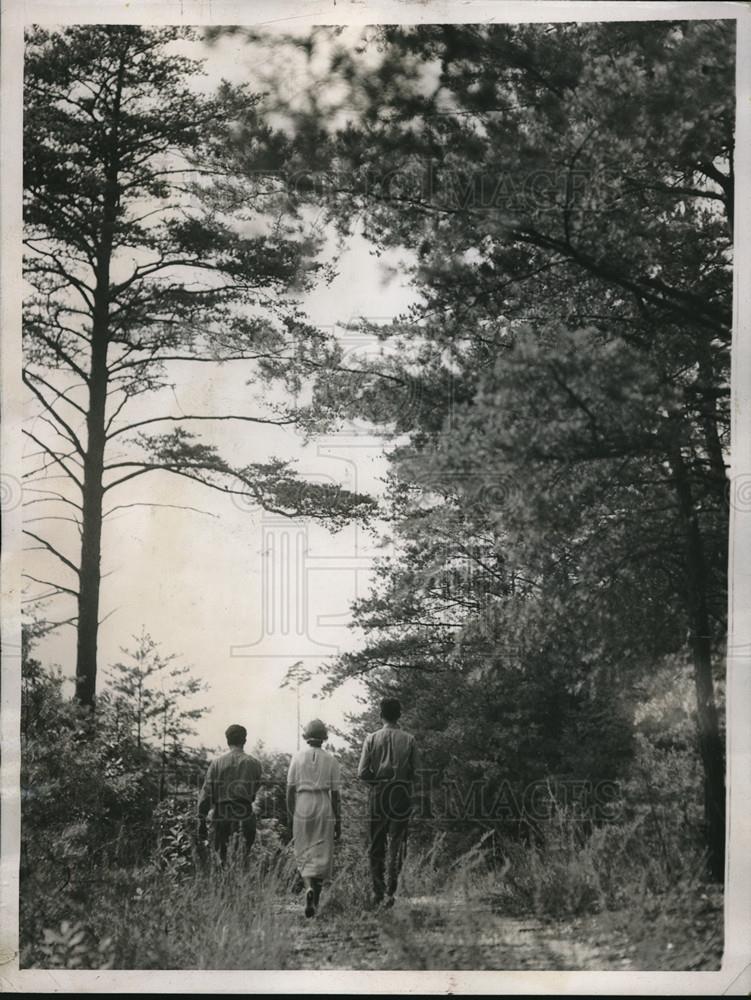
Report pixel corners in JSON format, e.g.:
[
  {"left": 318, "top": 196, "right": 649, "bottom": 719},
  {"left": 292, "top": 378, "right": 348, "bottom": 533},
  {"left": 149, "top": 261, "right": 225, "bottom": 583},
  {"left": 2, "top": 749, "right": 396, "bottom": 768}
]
[{"left": 2, "top": 1, "right": 749, "bottom": 993}]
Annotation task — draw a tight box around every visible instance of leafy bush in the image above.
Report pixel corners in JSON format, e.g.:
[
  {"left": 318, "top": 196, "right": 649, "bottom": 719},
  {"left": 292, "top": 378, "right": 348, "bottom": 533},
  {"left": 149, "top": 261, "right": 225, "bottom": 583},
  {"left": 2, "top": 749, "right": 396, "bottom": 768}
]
[{"left": 36, "top": 920, "right": 115, "bottom": 970}]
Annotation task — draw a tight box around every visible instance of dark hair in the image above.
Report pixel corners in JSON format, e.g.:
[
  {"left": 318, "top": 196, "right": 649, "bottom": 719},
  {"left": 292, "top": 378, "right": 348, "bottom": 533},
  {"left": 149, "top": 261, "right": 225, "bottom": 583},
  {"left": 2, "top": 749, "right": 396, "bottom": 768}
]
[
  {"left": 380, "top": 697, "right": 401, "bottom": 723},
  {"left": 225, "top": 724, "right": 247, "bottom": 747},
  {"left": 303, "top": 718, "right": 328, "bottom": 742}
]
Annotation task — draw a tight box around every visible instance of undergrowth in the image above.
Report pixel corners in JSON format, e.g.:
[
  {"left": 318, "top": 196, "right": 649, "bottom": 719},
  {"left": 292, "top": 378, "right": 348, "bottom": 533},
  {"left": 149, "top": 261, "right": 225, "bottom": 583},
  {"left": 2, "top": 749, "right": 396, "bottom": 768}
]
[{"left": 21, "top": 808, "right": 723, "bottom": 971}]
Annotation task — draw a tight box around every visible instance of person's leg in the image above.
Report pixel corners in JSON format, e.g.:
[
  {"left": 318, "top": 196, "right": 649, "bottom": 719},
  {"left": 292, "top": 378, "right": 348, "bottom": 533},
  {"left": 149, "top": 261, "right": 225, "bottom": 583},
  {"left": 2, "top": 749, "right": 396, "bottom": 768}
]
[
  {"left": 227, "top": 820, "right": 244, "bottom": 863},
  {"left": 385, "top": 818, "right": 409, "bottom": 899},
  {"left": 368, "top": 788, "right": 388, "bottom": 902},
  {"left": 241, "top": 816, "right": 257, "bottom": 859},
  {"left": 213, "top": 819, "right": 230, "bottom": 865},
  {"left": 311, "top": 877, "right": 323, "bottom": 906},
  {"left": 369, "top": 817, "right": 388, "bottom": 902},
  {"left": 303, "top": 875, "right": 316, "bottom": 917},
  {"left": 384, "top": 784, "right": 411, "bottom": 901}
]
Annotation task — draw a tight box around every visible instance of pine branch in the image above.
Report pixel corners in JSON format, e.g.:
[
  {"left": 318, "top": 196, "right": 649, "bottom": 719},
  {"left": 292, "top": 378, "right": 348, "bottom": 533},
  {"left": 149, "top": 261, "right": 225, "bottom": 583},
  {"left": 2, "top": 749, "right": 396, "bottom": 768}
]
[
  {"left": 102, "top": 501, "right": 219, "bottom": 519},
  {"left": 22, "top": 430, "right": 83, "bottom": 488},
  {"left": 22, "top": 529, "right": 81, "bottom": 577},
  {"left": 24, "top": 515, "right": 82, "bottom": 529},
  {"left": 31, "top": 616, "right": 79, "bottom": 635},
  {"left": 24, "top": 369, "right": 88, "bottom": 416},
  {"left": 24, "top": 241, "right": 96, "bottom": 308},
  {"left": 25, "top": 331, "right": 90, "bottom": 382},
  {"left": 23, "top": 372, "right": 86, "bottom": 456},
  {"left": 22, "top": 573, "right": 80, "bottom": 598},
  {"left": 23, "top": 489, "right": 83, "bottom": 512},
  {"left": 106, "top": 412, "right": 297, "bottom": 440}
]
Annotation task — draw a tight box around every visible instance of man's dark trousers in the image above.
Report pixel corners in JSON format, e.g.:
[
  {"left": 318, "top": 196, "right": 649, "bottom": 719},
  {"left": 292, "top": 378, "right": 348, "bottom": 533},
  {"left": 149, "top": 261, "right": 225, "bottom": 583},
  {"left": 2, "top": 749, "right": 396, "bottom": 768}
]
[
  {"left": 368, "top": 782, "right": 411, "bottom": 900},
  {"left": 213, "top": 802, "right": 256, "bottom": 864}
]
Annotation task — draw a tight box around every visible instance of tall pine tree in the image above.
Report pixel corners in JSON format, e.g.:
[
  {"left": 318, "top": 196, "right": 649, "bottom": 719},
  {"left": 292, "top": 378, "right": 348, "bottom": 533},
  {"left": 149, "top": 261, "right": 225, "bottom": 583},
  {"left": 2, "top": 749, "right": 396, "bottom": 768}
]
[{"left": 23, "top": 26, "right": 374, "bottom": 707}]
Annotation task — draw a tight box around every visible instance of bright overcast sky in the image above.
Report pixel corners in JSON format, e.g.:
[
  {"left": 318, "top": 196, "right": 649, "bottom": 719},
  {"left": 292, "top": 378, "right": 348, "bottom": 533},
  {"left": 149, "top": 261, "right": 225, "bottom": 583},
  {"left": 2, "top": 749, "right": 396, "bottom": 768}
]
[{"left": 28, "top": 28, "right": 420, "bottom": 754}]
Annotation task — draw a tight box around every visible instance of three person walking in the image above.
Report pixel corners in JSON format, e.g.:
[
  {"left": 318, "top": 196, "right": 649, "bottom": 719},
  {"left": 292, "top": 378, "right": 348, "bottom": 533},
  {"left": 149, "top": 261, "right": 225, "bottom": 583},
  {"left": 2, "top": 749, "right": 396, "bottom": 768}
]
[{"left": 198, "top": 698, "right": 418, "bottom": 916}]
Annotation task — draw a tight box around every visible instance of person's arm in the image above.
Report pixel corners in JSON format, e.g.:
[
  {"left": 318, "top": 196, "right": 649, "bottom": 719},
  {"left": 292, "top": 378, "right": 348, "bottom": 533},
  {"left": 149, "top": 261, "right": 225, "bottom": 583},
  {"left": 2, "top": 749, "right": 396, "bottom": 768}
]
[
  {"left": 332, "top": 790, "right": 342, "bottom": 840},
  {"left": 408, "top": 737, "right": 419, "bottom": 783},
  {"left": 331, "top": 758, "right": 342, "bottom": 840},
  {"left": 357, "top": 734, "right": 374, "bottom": 783},
  {"left": 197, "top": 761, "right": 214, "bottom": 837},
  {"left": 249, "top": 759, "right": 262, "bottom": 816},
  {"left": 286, "top": 757, "right": 297, "bottom": 825},
  {"left": 251, "top": 759, "right": 262, "bottom": 804},
  {"left": 286, "top": 784, "right": 297, "bottom": 822}
]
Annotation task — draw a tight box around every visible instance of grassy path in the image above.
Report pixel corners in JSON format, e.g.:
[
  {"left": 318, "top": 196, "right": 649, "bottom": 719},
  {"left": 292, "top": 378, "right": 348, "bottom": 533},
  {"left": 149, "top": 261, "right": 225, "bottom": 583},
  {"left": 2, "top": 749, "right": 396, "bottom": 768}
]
[{"left": 278, "top": 892, "right": 637, "bottom": 971}]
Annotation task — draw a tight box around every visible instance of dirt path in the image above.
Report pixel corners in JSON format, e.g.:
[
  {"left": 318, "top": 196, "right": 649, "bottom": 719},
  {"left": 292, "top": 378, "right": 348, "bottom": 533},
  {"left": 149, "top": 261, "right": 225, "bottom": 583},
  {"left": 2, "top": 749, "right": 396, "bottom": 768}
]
[{"left": 279, "top": 892, "right": 636, "bottom": 971}]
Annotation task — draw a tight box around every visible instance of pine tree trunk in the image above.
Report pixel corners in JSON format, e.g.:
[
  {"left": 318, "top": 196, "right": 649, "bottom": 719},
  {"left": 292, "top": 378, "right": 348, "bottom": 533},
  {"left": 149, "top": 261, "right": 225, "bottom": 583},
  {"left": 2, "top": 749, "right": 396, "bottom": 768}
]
[
  {"left": 74, "top": 233, "right": 114, "bottom": 706},
  {"left": 75, "top": 330, "right": 108, "bottom": 706},
  {"left": 669, "top": 436, "right": 726, "bottom": 882},
  {"left": 74, "top": 57, "right": 124, "bottom": 708},
  {"left": 75, "top": 218, "right": 113, "bottom": 705}
]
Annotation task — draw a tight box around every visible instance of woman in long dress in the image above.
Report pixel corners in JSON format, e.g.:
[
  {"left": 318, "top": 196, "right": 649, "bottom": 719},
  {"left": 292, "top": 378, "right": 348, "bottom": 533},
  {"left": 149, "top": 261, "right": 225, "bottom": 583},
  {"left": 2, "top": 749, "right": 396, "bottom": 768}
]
[{"left": 286, "top": 719, "right": 342, "bottom": 917}]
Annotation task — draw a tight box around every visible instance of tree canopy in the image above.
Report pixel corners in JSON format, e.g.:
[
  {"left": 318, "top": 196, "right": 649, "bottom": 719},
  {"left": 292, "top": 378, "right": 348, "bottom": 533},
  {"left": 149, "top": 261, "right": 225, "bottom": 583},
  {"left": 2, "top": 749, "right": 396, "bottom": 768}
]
[{"left": 226, "top": 19, "right": 733, "bottom": 878}]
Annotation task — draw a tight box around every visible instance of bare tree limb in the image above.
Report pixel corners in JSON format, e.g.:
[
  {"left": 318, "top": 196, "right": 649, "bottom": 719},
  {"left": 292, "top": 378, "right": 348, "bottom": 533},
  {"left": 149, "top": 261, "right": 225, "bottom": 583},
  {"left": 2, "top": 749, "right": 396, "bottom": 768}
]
[
  {"left": 25, "top": 515, "right": 83, "bottom": 528},
  {"left": 22, "top": 430, "right": 83, "bottom": 489},
  {"left": 23, "top": 489, "right": 84, "bottom": 512},
  {"left": 104, "top": 389, "right": 132, "bottom": 433},
  {"left": 102, "top": 501, "right": 219, "bottom": 518},
  {"left": 107, "top": 351, "right": 286, "bottom": 374},
  {"left": 23, "top": 529, "right": 81, "bottom": 576},
  {"left": 32, "top": 616, "right": 79, "bottom": 635},
  {"left": 24, "top": 369, "right": 88, "bottom": 416},
  {"left": 22, "top": 573, "right": 80, "bottom": 598},
  {"left": 23, "top": 590, "right": 68, "bottom": 603},
  {"left": 23, "top": 375, "right": 86, "bottom": 456},
  {"left": 26, "top": 331, "right": 90, "bottom": 382},
  {"left": 98, "top": 607, "right": 120, "bottom": 626},
  {"left": 106, "top": 412, "right": 298, "bottom": 439}
]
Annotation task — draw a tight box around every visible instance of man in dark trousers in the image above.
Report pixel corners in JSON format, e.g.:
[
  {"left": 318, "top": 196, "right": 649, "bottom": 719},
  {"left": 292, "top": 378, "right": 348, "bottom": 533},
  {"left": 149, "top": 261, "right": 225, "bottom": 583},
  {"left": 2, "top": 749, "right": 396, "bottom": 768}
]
[
  {"left": 197, "top": 724, "right": 262, "bottom": 864},
  {"left": 358, "top": 697, "right": 419, "bottom": 907}
]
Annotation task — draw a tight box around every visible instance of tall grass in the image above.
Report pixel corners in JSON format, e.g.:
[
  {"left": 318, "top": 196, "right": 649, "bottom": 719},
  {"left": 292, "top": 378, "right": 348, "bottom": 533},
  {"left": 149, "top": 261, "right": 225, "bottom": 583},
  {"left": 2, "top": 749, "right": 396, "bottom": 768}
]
[{"left": 21, "top": 810, "right": 722, "bottom": 971}]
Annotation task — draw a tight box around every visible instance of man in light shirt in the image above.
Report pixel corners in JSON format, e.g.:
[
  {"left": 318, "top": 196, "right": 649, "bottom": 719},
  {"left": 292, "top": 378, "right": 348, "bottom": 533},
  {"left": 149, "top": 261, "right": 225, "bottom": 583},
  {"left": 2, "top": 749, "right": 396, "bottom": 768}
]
[
  {"left": 358, "top": 697, "right": 419, "bottom": 907},
  {"left": 197, "top": 724, "right": 262, "bottom": 864}
]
